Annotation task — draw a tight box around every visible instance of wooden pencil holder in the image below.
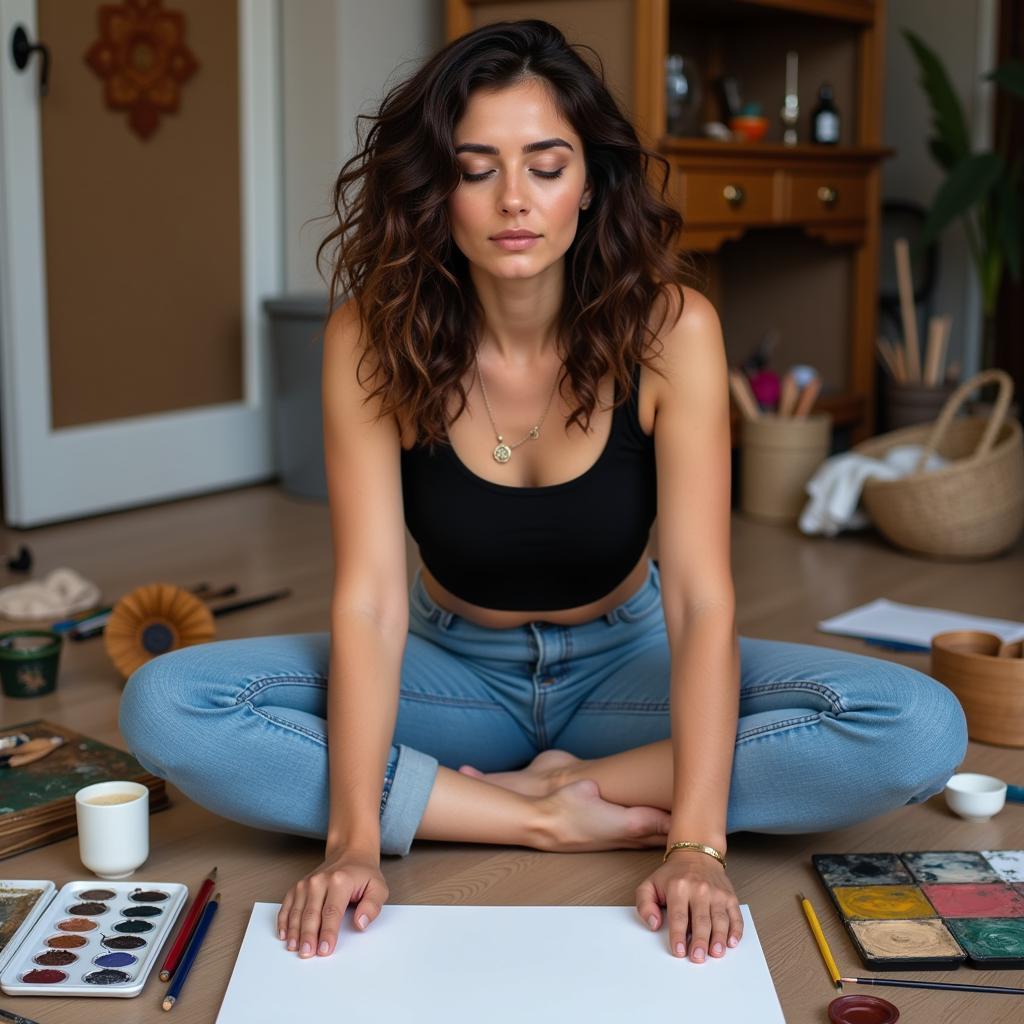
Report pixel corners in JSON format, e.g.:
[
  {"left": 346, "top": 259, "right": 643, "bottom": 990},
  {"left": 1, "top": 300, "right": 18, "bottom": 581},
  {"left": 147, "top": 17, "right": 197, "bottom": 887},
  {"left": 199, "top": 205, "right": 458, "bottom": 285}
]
[
  {"left": 740, "top": 412, "right": 832, "bottom": 524},
  {"left": 930, "top": 630, "right": 1024, "bottom": 747}
]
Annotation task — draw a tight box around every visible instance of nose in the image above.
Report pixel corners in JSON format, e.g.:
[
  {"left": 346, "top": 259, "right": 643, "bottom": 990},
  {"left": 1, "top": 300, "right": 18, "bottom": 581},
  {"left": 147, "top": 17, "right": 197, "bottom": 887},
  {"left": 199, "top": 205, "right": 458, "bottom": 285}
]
[{"left": 499, "top": 174, "right": 528, "bottom": 215}]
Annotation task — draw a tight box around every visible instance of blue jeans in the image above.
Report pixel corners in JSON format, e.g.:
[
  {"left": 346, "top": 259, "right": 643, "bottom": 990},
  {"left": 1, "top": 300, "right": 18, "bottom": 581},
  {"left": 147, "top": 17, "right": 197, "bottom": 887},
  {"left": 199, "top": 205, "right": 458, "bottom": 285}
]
[{"left": 119, "top": 559, "right": 967, "bottom": 857}]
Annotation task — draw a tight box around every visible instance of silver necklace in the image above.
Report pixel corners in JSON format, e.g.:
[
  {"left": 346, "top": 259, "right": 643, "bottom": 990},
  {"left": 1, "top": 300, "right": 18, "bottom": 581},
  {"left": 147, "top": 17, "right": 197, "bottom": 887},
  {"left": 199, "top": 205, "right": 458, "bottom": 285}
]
[{"left": 474, "top": 352, "right": 562, "bottom": 464}]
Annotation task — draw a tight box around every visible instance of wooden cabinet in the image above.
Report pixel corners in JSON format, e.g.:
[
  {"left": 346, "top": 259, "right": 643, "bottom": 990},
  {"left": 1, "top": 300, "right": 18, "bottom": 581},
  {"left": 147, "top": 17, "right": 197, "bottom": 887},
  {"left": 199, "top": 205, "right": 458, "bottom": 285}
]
[{"left": 446, "top": 0, "right": 892, "bottom": 442}]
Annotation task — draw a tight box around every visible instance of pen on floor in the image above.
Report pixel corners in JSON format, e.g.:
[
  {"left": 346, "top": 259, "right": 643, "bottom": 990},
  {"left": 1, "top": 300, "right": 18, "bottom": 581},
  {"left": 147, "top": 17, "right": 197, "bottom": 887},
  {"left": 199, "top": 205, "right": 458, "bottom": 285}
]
[
  {"left": 162, "top": 890, "right": 220, "bottom": 1011},
  {"left": 798, "top": 892, "right": 842, "bottom": 989},
  {"left": 160, "top": 866, "right": 218, "bottom": 981},
  {"left": 863, "top": 637, "right": 931, "bottom": 653},
  {"left": 0, "top": 1007, "right": 42, "bottom": 1024},
  {"left": 840, "top": 976, "right": 1024, "bottom": 995}
]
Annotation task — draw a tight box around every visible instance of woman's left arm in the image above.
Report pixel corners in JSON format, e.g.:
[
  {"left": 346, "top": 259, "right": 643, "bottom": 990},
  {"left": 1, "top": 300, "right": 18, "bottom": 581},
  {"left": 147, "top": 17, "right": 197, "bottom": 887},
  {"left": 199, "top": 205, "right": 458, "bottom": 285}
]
[{"left": 634, "top": 287, "right": 743, "bottom": 962}]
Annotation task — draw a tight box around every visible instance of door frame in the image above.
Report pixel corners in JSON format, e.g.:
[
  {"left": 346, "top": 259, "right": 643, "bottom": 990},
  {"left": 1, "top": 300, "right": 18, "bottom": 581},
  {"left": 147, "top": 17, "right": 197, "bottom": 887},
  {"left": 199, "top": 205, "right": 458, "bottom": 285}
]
[{"left": 0, "top": 0, "right": 282, "bottom": 526}]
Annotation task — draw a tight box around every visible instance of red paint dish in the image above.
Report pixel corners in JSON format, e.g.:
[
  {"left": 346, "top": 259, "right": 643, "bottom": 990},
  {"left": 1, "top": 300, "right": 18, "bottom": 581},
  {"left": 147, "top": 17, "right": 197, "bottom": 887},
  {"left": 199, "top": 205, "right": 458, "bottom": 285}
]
[
  {"left": 921, "top": 882, "right": 1024, "bottom": 918},
  {"left": 828, "top": 994, "right": 900, "bottom": 1023}
]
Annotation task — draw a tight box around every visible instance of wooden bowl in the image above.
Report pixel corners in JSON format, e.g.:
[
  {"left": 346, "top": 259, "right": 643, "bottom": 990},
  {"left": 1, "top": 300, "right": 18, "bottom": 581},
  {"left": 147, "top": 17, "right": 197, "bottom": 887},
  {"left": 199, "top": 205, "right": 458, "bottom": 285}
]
[{"left": 930, "top": 630, "right": 1024, "bottom": 747}]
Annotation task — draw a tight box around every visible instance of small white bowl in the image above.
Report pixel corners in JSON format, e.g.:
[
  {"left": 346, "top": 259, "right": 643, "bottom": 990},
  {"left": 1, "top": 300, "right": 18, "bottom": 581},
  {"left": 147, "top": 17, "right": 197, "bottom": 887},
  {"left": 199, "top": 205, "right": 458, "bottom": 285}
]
[{"left": 944, "top": 772, "right": 1007, "bottom": 822}]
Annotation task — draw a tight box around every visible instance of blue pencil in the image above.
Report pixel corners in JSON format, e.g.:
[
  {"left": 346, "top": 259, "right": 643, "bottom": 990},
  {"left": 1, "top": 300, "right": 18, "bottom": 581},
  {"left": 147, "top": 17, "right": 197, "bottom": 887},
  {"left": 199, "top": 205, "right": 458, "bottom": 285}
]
[
  {"left": 162, "top": 891, "right": 220, "bottom": 1011},
  {"left": 863, "top": 637, "right": 931, "bottom": 653}
]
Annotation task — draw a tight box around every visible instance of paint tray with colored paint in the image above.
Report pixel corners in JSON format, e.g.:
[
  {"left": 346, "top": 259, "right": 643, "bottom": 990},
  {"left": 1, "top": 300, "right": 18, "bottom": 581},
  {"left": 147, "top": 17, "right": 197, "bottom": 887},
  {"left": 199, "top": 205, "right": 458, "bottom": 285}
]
[
  {"left": 0, "top": 879, "right": 186, "bottom": 997},
  {"left": 0, "top": 881, "right": 56, "bottom": 975},
  {"left": 813, "top": 850, "right": 1024, "bottom": 971}
]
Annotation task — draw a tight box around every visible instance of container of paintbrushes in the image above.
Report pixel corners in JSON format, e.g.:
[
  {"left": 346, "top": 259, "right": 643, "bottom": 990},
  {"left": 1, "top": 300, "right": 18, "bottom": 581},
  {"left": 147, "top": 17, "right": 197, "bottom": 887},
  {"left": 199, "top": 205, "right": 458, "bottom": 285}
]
[
  {"left": 930, "top": 630, "right": 1024, "bottom": 747},
  {"left": 740, "top": 413, "right": 832, "bottom": 523}
]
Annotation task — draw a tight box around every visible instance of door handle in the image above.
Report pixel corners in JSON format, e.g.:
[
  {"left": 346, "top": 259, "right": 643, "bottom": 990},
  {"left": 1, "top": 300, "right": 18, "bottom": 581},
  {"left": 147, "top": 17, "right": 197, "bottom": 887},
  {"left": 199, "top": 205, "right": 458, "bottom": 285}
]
[{"left": 11, "top": 25, "right": 50, "bottom": 98}]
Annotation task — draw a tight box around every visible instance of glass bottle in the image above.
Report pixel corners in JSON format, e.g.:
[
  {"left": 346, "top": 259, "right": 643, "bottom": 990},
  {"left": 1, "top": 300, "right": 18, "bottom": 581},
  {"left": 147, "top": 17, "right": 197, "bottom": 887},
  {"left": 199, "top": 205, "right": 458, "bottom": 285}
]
[{"left": 811, "top": 82, "right": 840, "bottom": 144}]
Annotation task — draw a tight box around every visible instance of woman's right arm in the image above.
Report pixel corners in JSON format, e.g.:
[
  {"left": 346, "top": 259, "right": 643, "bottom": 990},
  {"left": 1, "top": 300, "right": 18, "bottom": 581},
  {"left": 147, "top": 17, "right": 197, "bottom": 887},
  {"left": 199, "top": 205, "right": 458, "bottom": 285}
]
[{"left": 278, "top": 298, "right": 410, "bottom": 958}]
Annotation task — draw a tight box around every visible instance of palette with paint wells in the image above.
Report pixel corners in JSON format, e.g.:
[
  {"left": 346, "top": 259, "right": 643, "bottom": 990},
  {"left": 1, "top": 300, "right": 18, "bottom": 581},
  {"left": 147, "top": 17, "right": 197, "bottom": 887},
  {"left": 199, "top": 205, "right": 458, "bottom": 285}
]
[
  {"left": 0, "top": 880, "right": 186, "bottom": 997},
  {"left": 0, "top": 881, "right": 57, "bottom": 976},
  {"left": 813, "top": 850, "right": 1024, "bottom": 971}
]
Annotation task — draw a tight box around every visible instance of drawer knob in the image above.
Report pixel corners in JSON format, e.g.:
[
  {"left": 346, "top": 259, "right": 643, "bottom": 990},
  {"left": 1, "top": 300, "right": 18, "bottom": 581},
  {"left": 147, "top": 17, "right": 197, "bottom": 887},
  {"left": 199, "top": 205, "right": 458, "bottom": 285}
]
[
  {"left": 817, "top": 185, "right": 839, "bottom": 207},
  {"left": 723, "top": 183, "right": 745, "bottom": 208}
]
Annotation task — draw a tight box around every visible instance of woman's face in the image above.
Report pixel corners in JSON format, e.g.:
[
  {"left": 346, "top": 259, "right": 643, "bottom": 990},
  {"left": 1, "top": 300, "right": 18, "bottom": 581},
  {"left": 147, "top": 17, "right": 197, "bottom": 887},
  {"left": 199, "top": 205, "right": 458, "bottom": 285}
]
[{"left": 448, "top": 78, "right": 591, "bottom": 281}]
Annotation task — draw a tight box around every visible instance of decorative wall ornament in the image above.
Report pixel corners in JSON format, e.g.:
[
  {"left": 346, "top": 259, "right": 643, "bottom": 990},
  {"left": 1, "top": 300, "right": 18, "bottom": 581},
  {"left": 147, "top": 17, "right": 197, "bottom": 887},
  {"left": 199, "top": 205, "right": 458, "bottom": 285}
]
[{"left": 84, "top": 0, "right": 199, "bottom": 141}]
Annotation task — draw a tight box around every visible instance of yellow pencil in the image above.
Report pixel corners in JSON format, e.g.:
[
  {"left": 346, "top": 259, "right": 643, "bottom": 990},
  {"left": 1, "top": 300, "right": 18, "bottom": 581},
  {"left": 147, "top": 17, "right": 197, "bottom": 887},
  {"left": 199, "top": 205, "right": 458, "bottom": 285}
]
[{"left": 798, "top": 892, "right": 842, "bottom": 989}]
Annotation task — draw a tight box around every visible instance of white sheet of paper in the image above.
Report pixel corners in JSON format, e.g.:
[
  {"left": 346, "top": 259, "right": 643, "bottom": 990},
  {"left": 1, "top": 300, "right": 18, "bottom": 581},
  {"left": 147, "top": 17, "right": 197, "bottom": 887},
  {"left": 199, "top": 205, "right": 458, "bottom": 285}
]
[
  {"left": 216, "top": 903, "right": 785, "bottom": 1023},
  {"left": 818, "top": 597, "right": 1024, "bottom": 646}
]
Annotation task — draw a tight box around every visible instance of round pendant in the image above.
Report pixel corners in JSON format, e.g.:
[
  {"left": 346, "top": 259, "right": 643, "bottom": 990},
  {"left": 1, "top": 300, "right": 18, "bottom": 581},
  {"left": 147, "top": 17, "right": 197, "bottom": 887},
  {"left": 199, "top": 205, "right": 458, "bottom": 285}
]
[{"left": 493, "top": 443, "right": 512, "bottom": 463}]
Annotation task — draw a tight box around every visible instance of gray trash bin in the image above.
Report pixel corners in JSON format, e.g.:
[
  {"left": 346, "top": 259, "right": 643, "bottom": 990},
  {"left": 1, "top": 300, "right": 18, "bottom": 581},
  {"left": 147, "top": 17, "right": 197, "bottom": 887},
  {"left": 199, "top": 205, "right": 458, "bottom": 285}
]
[{"left": 264, "top": 294, "right": 333, "bottom": 501}]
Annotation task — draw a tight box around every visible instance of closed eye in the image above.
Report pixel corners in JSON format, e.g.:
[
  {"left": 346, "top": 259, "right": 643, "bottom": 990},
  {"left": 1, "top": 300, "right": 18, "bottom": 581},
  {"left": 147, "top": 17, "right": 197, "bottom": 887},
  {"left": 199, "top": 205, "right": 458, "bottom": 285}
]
[{"left": 460, "top": 169, "right": 565, "bottom": 182}]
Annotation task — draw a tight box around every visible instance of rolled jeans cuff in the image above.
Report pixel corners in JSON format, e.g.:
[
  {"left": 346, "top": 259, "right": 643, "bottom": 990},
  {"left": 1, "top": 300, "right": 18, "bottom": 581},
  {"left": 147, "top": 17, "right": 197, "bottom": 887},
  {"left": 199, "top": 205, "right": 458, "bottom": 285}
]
[{"left": 379, "top": 744, "right": 439, "bottom": 857}]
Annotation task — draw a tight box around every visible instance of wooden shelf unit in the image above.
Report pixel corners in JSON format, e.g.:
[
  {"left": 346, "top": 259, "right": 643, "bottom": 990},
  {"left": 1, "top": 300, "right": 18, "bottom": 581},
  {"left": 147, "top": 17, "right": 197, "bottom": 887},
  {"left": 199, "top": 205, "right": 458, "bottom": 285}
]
[{"left": 446, "top": 0, "right": 891, "bottom": 442}]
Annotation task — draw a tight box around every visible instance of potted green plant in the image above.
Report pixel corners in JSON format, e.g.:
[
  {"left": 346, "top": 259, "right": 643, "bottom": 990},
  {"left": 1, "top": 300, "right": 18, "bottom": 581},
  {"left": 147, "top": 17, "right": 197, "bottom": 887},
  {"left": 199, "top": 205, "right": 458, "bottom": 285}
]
[{"left": 904, "top": 29, "right": 1024, "bottom": 374}]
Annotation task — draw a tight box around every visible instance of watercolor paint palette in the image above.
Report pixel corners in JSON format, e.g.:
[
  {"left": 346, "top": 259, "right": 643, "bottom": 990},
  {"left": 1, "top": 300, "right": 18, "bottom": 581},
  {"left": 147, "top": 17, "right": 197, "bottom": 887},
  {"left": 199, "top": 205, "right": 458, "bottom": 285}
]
[
  {"left": 0, "top": 880, "right": 186, "bottom": 997},
  {"left": 0, "top": 881, "right": 56, "bottom": 975},
  {"left": 813, "top": 850, "right": 1024, "bottom": 971}
]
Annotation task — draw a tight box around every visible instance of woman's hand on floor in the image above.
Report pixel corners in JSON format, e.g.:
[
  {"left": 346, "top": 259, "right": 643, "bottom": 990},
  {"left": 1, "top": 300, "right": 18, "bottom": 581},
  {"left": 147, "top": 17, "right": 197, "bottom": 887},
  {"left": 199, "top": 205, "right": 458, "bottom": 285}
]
[
  {"left": 278, "top": 847, "right": 389, "bottom": 958},
  {"left": 635, "top": 849, "right": 743, "bottom": 962}
]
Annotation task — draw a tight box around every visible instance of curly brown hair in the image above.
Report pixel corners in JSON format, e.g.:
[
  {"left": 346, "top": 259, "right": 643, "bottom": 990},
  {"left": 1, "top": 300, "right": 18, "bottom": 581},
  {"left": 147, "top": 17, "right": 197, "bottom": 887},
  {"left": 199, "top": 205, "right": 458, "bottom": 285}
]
[{"left": 316, "top": 18, "right": 695, "bottom": 450}]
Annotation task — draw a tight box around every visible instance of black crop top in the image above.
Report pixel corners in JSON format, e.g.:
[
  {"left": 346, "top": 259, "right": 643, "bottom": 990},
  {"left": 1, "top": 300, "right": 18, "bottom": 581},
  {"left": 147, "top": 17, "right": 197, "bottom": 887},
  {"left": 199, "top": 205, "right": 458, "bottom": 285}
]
[{"left": 400, "top": 362, "right": 657, "bottom": 611}]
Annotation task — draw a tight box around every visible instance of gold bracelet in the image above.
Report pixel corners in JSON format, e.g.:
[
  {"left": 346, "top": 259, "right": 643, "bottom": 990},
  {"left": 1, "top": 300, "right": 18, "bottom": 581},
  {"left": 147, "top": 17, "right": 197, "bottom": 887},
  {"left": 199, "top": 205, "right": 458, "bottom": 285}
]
[{"left": 663, "top": 841, "right": 727, "bottom": 868}]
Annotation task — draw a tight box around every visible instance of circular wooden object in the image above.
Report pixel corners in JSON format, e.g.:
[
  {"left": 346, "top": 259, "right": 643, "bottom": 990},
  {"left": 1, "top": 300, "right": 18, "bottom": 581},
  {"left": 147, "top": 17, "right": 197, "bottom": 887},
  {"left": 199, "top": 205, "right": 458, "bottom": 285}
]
[
  {"left": 103, "top": 583, "right": 215, "bottom": 679},
  {"left": 931, "top": 630, "right": 1024, "bottom": 747}
]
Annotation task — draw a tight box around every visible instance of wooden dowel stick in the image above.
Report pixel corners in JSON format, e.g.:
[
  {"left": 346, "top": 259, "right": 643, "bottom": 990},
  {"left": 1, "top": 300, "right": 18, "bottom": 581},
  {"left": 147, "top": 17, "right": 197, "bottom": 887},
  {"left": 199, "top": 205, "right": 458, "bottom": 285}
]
[
  {"left": 894, "top": 238, "right": 922, "bottom": 381},
  {"left": 892, "top": 341, "right": 907, "bottom": 384},
  {"left": 778, "top": 370, "right": 799, "bottom": 416},
  {"left": 875, "top": 336, "right": 900, "bottom": 380},
  {"left": 728, "top": 370, "right": 761, "bottom": 420},
  {"left": 793, "top": 376, "right": 821, "bottom": 418}
]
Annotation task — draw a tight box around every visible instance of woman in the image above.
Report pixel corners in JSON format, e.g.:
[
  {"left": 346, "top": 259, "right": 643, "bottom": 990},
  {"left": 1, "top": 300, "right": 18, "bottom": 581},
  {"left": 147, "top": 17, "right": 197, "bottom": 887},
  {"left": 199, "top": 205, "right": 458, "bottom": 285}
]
[{"left": 119, "top": 19, "right": 967, "bottom": 969}]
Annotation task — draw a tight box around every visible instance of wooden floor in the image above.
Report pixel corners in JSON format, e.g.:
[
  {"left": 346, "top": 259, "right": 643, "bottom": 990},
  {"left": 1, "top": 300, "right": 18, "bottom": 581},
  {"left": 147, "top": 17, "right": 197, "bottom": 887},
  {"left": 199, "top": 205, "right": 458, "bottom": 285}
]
[{"left": 2, "top": 483, "right": 1023, "bottom": 1024}]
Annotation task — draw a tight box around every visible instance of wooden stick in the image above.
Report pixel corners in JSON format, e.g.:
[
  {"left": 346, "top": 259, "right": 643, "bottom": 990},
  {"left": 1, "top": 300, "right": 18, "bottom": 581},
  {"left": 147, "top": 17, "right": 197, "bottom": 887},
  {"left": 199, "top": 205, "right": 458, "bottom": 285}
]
[
  {"left": 894, "top": 238, "right": 921, "bottom": 381},
  {"left": 875, "top": 336, "right": 901, "bottom": 380},
  {"left": 778, "top": 370, "right": 799, "bottom": 416},
  {"left": 892, "top": 341, "right": 907, "bottom": 384},
  {"left": 923, "top": 316, "right": 939, "bottom": 385},
  {"left": 728, "top": 370, "right": 761, "bottom": 420},
  {"left": 793, "top": 376, "right": 822, "bottom": 418},
  {"left": 933, "top": 314, "right": 951, "bottom": 385}
]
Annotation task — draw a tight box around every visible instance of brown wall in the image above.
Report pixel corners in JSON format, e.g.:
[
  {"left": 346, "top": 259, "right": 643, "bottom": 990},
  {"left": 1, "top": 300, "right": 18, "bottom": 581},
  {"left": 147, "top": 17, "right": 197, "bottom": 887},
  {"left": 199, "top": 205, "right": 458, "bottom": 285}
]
[{"left": 39, "top": 0, "right": 243, "bottom": 429}]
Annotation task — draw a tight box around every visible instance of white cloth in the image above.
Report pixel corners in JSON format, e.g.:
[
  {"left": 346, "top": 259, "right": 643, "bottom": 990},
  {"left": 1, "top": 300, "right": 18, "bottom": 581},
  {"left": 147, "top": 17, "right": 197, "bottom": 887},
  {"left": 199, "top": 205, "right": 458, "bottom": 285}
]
[
  {"left": 799, "top": 444, "right": 951, "bottom": 537},
  {"left": 0, "top": 567, "right": 102, "bottom": 620}
]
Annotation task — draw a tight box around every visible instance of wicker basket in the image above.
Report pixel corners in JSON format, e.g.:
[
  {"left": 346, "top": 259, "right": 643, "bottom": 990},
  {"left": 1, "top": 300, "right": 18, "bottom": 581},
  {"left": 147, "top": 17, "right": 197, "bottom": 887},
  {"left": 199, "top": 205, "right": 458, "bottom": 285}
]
[{"left": 852, "top": 368, "right": 1024, "bottom": 559}]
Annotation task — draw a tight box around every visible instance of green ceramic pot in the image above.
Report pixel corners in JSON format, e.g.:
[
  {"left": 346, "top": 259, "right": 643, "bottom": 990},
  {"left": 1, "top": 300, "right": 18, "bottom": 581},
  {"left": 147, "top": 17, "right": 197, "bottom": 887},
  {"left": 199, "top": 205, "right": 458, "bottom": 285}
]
[{"left": 0, "top": 630, "right": 62, "bottom": 698}]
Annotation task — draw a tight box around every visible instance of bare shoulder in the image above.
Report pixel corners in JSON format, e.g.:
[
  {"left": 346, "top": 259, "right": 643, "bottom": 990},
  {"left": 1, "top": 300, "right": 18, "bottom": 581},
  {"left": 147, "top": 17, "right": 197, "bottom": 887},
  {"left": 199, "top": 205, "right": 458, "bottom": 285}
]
[{"left": 646, "top": 284, "right": 726, "bottom": 407}]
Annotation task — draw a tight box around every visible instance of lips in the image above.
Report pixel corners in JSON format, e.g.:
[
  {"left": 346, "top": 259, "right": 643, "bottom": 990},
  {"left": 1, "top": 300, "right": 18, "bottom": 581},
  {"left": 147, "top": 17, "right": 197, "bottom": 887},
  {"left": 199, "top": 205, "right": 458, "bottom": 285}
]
[{"left": 490, "top": 231, "right": 540, "bottom": 239}]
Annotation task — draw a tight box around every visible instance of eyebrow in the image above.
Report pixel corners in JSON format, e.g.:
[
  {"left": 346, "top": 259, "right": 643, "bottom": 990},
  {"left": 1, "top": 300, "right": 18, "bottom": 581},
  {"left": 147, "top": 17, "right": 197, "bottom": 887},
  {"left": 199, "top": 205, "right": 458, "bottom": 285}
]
[{"left": 454, "top": 137, "right": 574, "bottom": 156}]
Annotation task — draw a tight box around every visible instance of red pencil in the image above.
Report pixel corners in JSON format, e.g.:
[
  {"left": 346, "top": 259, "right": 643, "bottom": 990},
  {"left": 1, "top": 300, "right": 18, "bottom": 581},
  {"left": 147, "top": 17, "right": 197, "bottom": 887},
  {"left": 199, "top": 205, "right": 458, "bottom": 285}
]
[{"left": 160, "top": 866, "right": 217, "bottom": 982}]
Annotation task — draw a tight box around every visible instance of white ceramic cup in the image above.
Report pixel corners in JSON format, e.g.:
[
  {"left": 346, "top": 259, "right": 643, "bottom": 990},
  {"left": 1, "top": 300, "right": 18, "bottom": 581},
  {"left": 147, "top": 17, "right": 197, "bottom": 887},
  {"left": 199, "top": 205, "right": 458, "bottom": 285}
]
[
  {"left": 944, "top": 772, "right": 1007, "bottom": 822},
  {"left": 75, "top": 780, "right": 150, "bottom": 879}
]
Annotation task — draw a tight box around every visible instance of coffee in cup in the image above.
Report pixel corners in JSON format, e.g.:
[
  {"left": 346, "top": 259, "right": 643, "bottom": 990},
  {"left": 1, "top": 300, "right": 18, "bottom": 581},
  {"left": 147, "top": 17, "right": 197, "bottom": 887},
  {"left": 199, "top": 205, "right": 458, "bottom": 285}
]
[{"left": 75, "top": 781, "right": 149, "bottom": 879}]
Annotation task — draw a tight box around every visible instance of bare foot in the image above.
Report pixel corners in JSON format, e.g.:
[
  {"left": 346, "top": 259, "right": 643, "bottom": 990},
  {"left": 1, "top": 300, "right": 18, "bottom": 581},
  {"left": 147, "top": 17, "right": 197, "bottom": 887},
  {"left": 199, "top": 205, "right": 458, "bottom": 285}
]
[
  {"left": 534, "top": 779, "right": 672, "bottom": 853},
  {"left": 457, "top": 749, "right": 581, "bottom": 798}
]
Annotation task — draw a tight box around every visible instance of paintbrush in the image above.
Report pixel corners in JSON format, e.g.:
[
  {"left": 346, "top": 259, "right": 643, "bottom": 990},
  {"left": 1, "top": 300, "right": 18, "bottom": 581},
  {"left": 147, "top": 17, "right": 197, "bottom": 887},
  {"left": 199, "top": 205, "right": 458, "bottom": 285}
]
[
  {"left": 0, "top": 736, "right": 65, "bottom": 768},
  {"left": 0, "top": 1007, "right": 42, "bottom": 1024},
  {"left": 840, "top": 975, "right": 1024, "bottom": 995}
]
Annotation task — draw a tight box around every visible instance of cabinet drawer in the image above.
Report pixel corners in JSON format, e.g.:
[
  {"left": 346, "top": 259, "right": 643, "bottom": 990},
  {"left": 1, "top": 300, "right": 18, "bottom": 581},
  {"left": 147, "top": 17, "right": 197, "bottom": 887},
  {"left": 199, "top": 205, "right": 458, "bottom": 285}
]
[
  {"left": 786, "top": 172, "right": 867, "bottom": 222},
  {"left": 672, "top": 167, "right": 777, "bottom": 226}
]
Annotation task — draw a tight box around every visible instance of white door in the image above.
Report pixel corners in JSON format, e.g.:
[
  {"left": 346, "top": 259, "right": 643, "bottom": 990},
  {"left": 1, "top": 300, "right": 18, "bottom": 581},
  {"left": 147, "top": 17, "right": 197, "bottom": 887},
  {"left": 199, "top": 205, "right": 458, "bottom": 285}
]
[{"left": 0, "top": 0, "right": 281, "bottom": 526}]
